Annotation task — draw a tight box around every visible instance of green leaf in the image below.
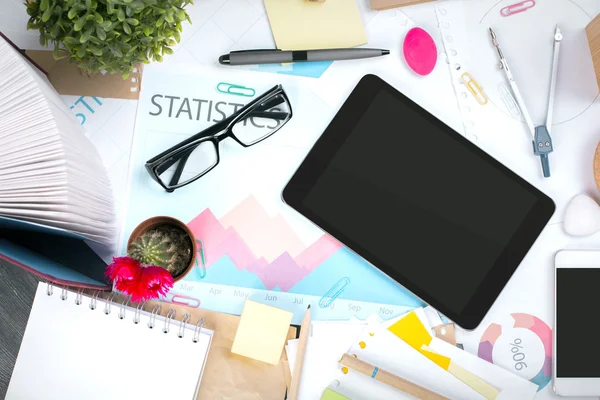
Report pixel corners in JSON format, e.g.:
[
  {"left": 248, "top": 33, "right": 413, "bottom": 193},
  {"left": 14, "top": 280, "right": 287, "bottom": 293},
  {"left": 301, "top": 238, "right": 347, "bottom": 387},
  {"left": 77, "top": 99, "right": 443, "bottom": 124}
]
[
  {"left": 67, "top": 7, "right": 78, "bottom": 19},
  {"left": 102, "top": 20, "right": 112, "bottom": 29},
  {"left": 95, "top": 25, "right": 106, "bottom": 40},
  {"left": 76, "top": 44, "right": 86, "bottom": 57},
  {"left": 155, "top": 15, "right": 164, "bottom": 27},
  {"left": 117, "top": 8, "right": 125, "bottom": 21},
  {"left": 125, "top": 6, "right": 133, "bottom": 16},
  {"left": 126, "top": 18, "right": 139, "bottom": 25},
  {"left": 40, "top": 0, "right": 50, "bottom": 11},
  {"left": 176, "top": 10, "right": 185, "bottom": 21},
  {"left": 109, "top": 45, "right": 123, "bottom": 57},
  {"left": 172, "top": 29, "right": 180, "bottom": 42},
  {"left": 74, "top": 16, "right": 86, "bottom": 31},
  {"left": 26, "top": 19, "right": 41, "bottom": 29},
  {"left": 107, "top": 2, "right": 114, "bottom": 14},
  {"left": 122, "top": 21, "right": 131, "bottom": 34},
  {"left": 163, "top": 46, "right": 173, "bottom": 55},
  {"left": 121, "top": 71, "right": 130, "bottom": 79},
  {"left": 62, "top": 36, "right": 79, "bottom": 45},
  {"left": 89, "top": 45, "right": 103, "bottom": 56},
  {"left": 50, "top": 23, "right": 61, "bottom": 37},
  {"left": 41, "top": 8, "right": 53, "bottom": 22},
  {"left": 53, "top": 46, "right": 68, "bottom": 60},
  {"left": 80, "top": 28, "right": 93, "bottom": 43},
  {"left": 94, "top": 13, "right": 103, "bottom": 23},
  {"left": 164, "top": 12, "right": 174, "bottom": 23}
]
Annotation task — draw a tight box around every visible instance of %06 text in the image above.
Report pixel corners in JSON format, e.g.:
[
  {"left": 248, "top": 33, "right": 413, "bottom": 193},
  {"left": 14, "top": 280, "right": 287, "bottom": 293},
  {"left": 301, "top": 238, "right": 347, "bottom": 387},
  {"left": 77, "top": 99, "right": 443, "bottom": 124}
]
[{"left": 510, "top": 338, "right": 527, "bottom": 371}]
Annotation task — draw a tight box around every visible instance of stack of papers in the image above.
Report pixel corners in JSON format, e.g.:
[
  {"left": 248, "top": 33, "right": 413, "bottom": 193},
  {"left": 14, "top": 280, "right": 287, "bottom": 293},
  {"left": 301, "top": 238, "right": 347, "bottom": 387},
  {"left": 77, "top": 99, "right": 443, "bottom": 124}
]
[
  {"left": 286, "top": 309, "right": 539, "bottom": 400},
  {"left": 0, "top": 36, "right": 115, "bottom": 245}
]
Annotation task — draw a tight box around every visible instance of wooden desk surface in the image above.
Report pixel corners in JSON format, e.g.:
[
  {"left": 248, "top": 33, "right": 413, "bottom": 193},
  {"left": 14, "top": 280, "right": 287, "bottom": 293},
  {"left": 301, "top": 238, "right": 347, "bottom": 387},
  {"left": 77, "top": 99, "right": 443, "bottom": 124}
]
[{"left": 0, "top": 258, "right": 39, "bottom": 398}]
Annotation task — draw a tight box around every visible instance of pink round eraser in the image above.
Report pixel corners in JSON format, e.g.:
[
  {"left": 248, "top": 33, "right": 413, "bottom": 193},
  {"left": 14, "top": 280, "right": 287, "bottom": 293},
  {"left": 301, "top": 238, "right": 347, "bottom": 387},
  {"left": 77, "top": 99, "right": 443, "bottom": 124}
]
[{"left": 403, "top": 27, "right": 437, "bottom": 76}]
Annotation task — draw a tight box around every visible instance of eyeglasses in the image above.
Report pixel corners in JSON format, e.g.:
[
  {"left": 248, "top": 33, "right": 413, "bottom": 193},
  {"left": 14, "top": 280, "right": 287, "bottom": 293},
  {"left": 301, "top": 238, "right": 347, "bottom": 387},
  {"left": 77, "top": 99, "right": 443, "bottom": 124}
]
[{"left": 145, "top": 85, "right": 292, "bottom": 192}]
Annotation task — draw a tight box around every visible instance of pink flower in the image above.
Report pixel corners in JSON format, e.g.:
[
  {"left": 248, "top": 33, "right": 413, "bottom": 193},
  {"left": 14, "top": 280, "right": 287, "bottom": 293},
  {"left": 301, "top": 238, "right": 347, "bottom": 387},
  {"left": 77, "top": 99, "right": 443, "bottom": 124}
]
[
  {"left": 105, "top": 257, "right": 141, "bottom": 293},
  {"left": 130, "top": 266, "right": 174, "bottom": 302},
  {"left": 105, "top": 256, "right": 174, "bottom": 302}
]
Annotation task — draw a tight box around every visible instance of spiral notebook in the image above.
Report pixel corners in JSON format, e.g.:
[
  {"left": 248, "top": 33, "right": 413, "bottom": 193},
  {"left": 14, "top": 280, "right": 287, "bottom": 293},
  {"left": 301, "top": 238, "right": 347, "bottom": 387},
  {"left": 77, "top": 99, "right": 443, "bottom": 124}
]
[{"left": 5, "top": 283, "right": 213, "bottom": 400}]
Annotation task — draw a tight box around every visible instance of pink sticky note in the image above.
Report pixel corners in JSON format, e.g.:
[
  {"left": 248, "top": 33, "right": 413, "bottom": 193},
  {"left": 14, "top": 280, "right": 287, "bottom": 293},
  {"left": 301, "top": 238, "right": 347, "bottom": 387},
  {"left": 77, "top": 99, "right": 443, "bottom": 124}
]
[{"left": 403, "top": 27, "right": 437, "bottom": 76}]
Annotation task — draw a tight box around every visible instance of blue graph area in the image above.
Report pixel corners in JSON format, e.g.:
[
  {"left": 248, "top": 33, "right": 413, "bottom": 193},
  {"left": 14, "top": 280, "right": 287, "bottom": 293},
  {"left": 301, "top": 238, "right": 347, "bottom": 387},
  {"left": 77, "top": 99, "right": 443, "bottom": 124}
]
[
  {"left": 185, "top": 246, "right": 423, "bottom": 308},
  {"left": 250, "top": 61, "right": 333, "bottom": 79}
]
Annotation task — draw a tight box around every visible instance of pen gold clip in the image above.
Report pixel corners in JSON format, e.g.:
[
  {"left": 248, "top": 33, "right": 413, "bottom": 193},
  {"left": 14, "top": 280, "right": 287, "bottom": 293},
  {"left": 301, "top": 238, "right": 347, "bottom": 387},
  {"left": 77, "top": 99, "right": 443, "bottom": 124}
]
[{"left": 461, "top": 72, "right": 488, "bottom": 105}]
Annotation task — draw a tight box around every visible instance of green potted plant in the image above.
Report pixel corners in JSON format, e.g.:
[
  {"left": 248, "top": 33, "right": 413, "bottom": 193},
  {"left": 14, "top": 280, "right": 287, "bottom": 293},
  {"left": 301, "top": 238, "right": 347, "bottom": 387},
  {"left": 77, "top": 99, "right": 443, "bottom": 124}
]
[
  {"left": 127, "top": 216, "right": 197, "bottom": 281},
  {"left": 105, "top": 217, "right": 196, "bottom": 301},
  {"left": 25, "top": 0, "right": 192, "bottom": 78}
]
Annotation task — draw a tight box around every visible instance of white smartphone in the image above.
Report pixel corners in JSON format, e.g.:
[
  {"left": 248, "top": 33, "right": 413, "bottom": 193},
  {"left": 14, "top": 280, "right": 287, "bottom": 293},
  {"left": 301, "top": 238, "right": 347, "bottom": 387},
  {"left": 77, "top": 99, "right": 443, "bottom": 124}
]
[{"left": 554, "top": 250, "right": 600, "bottom": 396}]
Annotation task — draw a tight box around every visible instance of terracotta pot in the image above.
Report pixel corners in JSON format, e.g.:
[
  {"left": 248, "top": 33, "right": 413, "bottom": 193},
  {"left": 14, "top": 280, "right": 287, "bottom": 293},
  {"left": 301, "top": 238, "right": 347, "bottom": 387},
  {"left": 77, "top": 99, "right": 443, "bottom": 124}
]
[{"left": 127, "top": 216, "right": 197, "bottom": 282}]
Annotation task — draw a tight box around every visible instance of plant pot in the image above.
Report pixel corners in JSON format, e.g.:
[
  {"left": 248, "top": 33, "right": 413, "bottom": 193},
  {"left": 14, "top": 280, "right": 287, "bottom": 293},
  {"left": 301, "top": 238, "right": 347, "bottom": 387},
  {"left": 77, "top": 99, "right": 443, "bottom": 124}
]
[{"left": 127, "top": 216, "right": 197, "bottom": 282}]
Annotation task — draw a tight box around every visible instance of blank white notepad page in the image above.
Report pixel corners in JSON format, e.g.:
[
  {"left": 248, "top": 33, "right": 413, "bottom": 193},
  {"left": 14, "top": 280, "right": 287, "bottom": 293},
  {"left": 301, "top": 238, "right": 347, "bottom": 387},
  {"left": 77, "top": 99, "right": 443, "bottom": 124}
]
[{"left": 6, "top": 283, "right": 212, "bottom": 400}]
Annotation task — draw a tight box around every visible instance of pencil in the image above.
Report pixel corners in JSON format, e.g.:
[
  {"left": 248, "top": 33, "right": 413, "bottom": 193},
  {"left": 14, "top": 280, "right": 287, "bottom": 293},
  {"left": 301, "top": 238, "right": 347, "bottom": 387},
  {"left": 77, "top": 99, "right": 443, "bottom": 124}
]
[
  {"left": 288, "top": 305, "right": 311, "bottom": 400},
  {"left": 339, "top": 353, "right": 449, "bottom": 400}
]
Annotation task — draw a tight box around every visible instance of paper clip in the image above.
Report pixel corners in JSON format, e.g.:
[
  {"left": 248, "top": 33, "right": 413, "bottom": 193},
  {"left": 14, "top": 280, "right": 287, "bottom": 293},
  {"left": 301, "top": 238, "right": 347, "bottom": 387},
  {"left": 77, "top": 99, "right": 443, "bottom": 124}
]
[
  {"left": 163, "top": 292, "right": 201, "bottom": 308},
  {"left": 461, "top": 72, "right": 488, "bottom": 105},
  {"left": 500, "top": 0, "right": 535, "bottom": 17},
  {"left": 497, "top": 83, "right": 521, "bottom": 117},
  {"left": 195, "top": 239, "right": 206, "bottom": 279},
  {"left": 319, "top": 277, "right": 350, "bottom": 308},
  {"left": 217, "top": 82, "right": 255, "bottom": 97}
]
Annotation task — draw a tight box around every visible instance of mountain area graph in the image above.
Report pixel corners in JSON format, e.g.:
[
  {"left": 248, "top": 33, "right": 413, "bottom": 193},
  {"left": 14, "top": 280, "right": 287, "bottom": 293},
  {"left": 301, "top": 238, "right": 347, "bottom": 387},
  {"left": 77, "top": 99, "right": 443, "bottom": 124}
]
[{"left": 186, "top": 196, "right": 420, "bottom": 307}]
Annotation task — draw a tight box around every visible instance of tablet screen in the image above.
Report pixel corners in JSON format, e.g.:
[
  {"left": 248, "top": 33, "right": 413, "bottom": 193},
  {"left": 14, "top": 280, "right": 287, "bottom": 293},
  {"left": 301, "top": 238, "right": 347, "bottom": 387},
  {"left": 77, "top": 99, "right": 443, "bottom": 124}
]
[{"left": 284, "top": 76, "right": 554, "bottom": 327}]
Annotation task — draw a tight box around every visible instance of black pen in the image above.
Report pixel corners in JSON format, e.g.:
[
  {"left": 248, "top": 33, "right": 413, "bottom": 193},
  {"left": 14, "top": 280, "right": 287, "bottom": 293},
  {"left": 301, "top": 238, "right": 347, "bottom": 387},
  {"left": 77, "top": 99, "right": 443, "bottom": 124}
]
[{"left": 219, "top": 48, "right": 390, "bottom": 66}]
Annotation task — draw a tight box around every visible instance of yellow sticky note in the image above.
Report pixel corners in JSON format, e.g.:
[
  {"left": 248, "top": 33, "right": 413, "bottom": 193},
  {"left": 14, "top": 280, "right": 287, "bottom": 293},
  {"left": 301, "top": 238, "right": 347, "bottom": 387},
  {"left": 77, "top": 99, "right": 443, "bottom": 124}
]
[
  {"left": 264, "top": 0, "right": 367, "bottom": 51},
  {"left": 231, "top": 300, "right": 293, "bottom": 365},
  {"left": 388, "top": 311, "right": 433, "bottom": 350}
]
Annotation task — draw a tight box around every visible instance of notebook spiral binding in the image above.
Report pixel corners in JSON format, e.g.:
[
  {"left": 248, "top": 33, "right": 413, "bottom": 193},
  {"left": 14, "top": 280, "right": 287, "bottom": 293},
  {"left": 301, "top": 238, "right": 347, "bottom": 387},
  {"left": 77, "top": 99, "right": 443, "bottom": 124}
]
[{"left": 44, "top": 282, "right": 205, "bottom": 343}]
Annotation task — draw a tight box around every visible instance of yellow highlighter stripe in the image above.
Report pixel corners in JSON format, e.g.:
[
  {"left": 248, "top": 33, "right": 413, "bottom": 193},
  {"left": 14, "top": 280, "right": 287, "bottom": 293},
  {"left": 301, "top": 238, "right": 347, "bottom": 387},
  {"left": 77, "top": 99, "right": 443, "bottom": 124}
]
[
  {"left": 422, "top": 346, "right": 500, "bottom": 400},
  {"left": 448, "top": 363, "right": 500, "bottom": 400},
  {"left": 419, "top": 347, "right": 451, "bottom": 370}
]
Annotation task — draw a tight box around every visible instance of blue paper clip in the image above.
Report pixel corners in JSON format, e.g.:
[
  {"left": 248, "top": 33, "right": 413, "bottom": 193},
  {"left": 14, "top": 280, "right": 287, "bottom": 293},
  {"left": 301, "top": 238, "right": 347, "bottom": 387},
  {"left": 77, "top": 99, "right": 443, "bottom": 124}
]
[
  {"left": 319, "top": 277, "right": 350, "bottom": 308},
  {"left": 195, "top": 239, "right": 206, "bottom": 279},
  {"left": 217, "top": 82, "right": 256, "bottom": 97}
]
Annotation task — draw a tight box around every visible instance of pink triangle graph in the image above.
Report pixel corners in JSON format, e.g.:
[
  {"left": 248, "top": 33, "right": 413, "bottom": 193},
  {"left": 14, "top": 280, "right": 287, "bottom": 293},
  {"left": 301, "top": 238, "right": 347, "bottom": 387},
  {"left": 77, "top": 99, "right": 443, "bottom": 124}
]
[{"left": 187, "top": 196, "right": 342, "bottom": 291}]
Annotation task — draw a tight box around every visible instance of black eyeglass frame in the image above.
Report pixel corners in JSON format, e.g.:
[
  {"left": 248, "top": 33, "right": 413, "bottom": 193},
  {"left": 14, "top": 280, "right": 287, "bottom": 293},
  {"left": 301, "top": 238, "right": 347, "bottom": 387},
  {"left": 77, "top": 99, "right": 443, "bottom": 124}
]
[{"left": 145, "top": 84, "right": 292, "bottom": 192}]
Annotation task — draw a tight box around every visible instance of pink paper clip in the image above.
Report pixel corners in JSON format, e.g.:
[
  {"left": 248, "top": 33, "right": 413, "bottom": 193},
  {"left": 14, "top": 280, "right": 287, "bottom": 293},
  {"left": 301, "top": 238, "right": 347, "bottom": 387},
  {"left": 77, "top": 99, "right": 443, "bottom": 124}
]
[
  {"left": 163, "top": 292, "right": 201, "bottom": 308},
  {"left": 500, "top": 0, "right": 535, "bottom": 17}
]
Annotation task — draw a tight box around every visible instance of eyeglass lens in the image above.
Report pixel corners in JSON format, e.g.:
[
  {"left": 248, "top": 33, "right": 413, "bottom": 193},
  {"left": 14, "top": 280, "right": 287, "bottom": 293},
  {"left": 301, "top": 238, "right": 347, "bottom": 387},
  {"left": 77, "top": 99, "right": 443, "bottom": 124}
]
[{"left": 155, "top": 92, "right": 291, "bottom": 189}]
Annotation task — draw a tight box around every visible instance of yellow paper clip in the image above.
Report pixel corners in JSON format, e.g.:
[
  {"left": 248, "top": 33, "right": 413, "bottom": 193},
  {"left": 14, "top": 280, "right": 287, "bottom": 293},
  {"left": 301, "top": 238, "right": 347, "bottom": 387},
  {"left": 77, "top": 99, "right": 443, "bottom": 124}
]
[
  {"left": 217, "top": 82, "right": 255, "bottom": 97},
  {"left": 461, "top": 72, "right": 488, "bottom": 105}
]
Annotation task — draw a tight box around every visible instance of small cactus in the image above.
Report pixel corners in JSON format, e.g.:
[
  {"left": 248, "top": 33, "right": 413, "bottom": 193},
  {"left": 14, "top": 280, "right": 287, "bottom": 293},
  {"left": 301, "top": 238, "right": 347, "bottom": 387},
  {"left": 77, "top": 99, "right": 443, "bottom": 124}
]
[{"left": 128, "top": 224, "right": 192, "bottom": 278}]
